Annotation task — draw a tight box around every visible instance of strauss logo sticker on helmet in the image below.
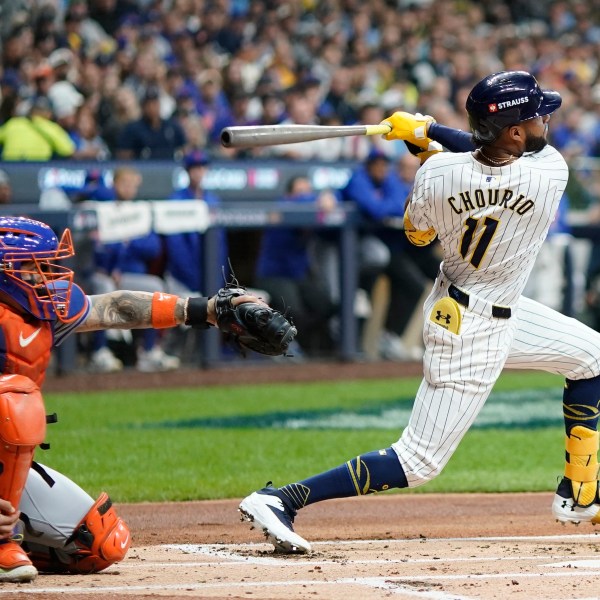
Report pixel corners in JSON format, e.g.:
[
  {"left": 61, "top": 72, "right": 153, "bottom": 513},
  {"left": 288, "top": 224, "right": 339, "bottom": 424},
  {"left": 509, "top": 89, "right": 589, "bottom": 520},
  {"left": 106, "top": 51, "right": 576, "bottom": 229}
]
[{"left": 489, "top": 97, "right": 529, "bottom": 112}]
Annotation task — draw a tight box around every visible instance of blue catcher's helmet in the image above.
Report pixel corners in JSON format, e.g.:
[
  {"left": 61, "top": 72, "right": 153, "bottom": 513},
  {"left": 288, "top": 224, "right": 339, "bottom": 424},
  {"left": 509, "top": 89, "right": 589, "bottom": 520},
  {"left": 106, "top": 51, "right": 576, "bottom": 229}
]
[
  {"left": 466, "top": 71, "right": 562, "bottom": 144},
  {"left": 0, "top": 216, "right": 76, "bottom": 322}
]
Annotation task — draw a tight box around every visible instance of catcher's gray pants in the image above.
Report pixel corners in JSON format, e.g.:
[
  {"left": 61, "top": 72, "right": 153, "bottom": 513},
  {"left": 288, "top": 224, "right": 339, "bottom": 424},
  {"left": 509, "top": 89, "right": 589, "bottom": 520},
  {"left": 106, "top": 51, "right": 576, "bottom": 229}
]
[{"left": 20, "top": 463, "right": 94, "bottom": 553}]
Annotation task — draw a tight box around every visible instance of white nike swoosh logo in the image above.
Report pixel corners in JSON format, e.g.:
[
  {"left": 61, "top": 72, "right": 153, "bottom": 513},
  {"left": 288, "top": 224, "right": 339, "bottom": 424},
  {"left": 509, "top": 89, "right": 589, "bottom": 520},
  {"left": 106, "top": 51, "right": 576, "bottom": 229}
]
[
  {"left": 262, "top": 495, "right": 286, "bottom": 513},
  {"left": 19, "top": 328, "right": 42, "bottom": 348},
  {"left": 120, "top": 534, "right": 130, "bottom": 549}
]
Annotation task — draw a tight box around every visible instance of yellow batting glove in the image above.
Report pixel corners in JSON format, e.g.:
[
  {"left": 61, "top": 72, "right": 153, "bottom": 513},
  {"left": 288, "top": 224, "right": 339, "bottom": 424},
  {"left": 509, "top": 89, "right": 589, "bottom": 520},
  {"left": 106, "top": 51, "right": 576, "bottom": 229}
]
[
  {"left": 380, "top": 111, "right": 435, "bottom": 149},
  {"left": 403, "top": 212, "right": 437, "bottom": 246}
]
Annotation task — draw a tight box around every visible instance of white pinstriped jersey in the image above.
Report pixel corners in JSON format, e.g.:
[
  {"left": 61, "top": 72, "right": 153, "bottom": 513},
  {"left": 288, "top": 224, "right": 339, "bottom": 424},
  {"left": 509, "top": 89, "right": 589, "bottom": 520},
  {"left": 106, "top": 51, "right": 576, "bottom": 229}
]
[{"left": 407, "top": 146, "right": 569, "bottom": 306}]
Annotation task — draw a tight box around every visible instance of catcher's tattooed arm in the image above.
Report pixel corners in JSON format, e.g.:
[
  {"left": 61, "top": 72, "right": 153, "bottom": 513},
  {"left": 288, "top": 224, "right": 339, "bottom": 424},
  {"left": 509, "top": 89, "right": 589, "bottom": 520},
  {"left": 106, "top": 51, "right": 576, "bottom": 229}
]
[
  {"left": 76, "top": 291, "right": 256, "bottom": 333},
  {"left": 77, "top": 291, "right": 184, "bottom": 332}
]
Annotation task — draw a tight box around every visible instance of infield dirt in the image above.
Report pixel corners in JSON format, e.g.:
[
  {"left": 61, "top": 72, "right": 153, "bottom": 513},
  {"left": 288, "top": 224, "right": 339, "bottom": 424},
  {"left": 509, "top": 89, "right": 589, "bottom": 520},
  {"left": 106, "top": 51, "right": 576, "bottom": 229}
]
[{"left": 20, "top": 362, "right": 597, "bottom": 599}]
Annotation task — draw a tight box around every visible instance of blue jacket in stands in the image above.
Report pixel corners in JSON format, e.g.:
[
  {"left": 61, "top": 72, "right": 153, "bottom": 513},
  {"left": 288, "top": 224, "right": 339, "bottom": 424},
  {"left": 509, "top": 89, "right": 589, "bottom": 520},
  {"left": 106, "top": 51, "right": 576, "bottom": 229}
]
[
  {"left": 93, "top": 187, "right": 163, "bottom": 275},
  {"left": 95, "top": 233, "right": 162, "bottom": 275},
  {"left": 164, "top": 187, "right": 227, "bottom": 292},
  {"left": 341, "top": 165, "right": 408, "bottom": 220},
  {"left": 340, "top": 165, "right": 412, "bottom": 249},
  {"left": 256, "top": 192, "right": 319, "bottom": 280}
]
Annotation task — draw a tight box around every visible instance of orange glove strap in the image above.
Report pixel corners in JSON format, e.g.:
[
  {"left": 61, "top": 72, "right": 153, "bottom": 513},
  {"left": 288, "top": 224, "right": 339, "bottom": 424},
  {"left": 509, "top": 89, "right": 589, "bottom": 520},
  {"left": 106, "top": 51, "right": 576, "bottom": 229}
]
[{"left": 151, "top": 292, "right": 180, "bottom": 328}]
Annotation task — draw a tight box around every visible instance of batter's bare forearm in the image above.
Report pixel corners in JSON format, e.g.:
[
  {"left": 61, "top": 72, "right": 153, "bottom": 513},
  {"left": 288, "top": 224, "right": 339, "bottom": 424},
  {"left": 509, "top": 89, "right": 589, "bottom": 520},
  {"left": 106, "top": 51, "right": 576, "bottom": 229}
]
[{"left": 77, "top": 291, "right": 187, "bottom": 332}]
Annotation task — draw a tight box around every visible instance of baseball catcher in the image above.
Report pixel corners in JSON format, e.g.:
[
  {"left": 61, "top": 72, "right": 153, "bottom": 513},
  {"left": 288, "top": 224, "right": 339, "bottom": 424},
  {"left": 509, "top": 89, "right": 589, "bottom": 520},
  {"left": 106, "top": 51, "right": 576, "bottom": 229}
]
[{"left": 0, "top": 215, "right": 297, "bottom": 583}]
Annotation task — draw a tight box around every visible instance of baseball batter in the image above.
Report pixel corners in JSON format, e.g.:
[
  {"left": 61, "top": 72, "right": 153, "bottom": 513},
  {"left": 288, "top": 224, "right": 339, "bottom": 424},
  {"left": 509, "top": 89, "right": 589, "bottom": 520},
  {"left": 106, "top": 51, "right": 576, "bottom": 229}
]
[
  {"left": 0, "top": 215, "right": 277, "bottom": 583},
  {"left": 240, "top": 71, "right": 600, "bottom": 553}
]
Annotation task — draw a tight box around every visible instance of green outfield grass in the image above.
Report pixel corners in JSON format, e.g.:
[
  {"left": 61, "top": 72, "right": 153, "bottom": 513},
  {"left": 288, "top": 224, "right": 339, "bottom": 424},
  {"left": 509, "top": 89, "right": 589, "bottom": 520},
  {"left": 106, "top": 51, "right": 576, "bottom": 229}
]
[{"left": 40, "top": 370, "right": 565, "bottom": 502}]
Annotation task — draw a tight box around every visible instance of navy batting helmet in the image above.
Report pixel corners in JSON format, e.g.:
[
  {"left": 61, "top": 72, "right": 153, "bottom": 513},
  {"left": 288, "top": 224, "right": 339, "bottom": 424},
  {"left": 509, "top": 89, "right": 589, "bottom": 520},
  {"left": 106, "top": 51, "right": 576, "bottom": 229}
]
[{"left": 466, "top": 71, "right": 562, "bottom": 144}]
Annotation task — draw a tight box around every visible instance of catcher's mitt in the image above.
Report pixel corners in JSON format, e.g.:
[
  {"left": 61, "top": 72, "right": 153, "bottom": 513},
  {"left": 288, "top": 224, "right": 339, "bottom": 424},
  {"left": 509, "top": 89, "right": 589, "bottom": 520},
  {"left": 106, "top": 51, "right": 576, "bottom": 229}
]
[{"left": 215, "top": 284, "right": 297, "bottom": 356}]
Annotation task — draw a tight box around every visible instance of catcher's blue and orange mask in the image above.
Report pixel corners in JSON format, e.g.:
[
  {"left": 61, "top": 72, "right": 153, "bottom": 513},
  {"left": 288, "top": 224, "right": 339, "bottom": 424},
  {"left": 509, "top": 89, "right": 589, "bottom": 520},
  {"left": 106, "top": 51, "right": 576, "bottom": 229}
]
[{"left": 0, "top": 216, "right": 77, "bottom": 322}]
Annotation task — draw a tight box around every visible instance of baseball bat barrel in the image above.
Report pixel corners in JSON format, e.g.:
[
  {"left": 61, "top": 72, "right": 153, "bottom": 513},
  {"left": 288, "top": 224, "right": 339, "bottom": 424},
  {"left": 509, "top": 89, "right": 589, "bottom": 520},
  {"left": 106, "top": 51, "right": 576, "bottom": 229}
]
[{"left": 220, "top": 123, "right": 392, "bottom": 148}]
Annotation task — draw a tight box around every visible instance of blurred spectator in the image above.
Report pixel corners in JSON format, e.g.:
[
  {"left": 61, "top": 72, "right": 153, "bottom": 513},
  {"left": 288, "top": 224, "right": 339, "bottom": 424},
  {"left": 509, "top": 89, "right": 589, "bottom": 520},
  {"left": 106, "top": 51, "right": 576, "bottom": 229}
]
[
  {"left": 218, "top": 90, "right": 253, "bottom": 132},
  {"left": 0, "top": 96, "right": 75, "bottom": 161},
  {"left": 319, "top": 67, "right": 357, "bottom": 125},
  {"left": 164, "top": 150, "right": 227, "bottom": 295},
  {"left": 15, "top": 61, "right": 54, "bottom": 116},
  {"left": 4, "top": 24, "right": 34, "bottom": 72},
  {"left": 47, "top": 49, "right": 85, "bottom": 123},
  {"left": 32, "top": 3, "right": 59, "bottom": 53},
  {"left": 551, "top": 105, "right": 596, "bottom": 160},
  {"left": 255, "top": 175, "right": 339, "bottom": 357},
  {"left": 116, "top": 86, "right": 186, "bottom": 159},
  {"left": 179, "top": 114, "right": 209, "bottom": 155},
  {"left": 163, "top": 150, "right": 228, "bottom": 363},
  {"left": 341, "top": 150, "right": 439, "bottom": 360},
  {"left": 88, "top": 0, "right": 140, "bottom": 37},
  {"left": 61, "top": 1, "right": 111, "bottom": 53},
  {"left": 99, "top": 86, "right": 140, "bottom": 153},
  {"left": 0, "top": 71, "right": 22, "bottom": 123},
  {"left": 216, "top": 90, "right": 256, "bottom": 158},
  {"left": 91, "top": 166, "right": 180, "bottom": 372},
  {"left": 257, "top": 92, "right": 285, "bottom": 126},
  {"left": 122, "top": 48, "right": 171, "bottom": 116},
  {"left": 0, "top": 170, "right": 12, "bottom": 204},
  {"left": 70, "top": 104, "right": 111, "bottom": 160},
  {"left": 195, "top": 69, "right": 232, "bottom": 145}
]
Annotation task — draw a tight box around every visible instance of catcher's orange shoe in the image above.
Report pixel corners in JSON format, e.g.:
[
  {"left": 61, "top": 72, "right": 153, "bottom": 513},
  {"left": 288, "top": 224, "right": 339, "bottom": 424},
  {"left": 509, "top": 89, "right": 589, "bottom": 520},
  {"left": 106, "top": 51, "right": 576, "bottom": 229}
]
[{"left": 0, "top": 541, "right": 37, "bottom": 582}]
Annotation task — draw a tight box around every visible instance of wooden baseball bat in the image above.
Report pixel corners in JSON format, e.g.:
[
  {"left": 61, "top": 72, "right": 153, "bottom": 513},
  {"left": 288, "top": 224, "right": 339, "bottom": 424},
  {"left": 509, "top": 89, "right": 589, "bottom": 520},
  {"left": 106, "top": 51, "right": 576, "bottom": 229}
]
[{"left": 220, "top": 123, "right": 392, "bottom": 148}]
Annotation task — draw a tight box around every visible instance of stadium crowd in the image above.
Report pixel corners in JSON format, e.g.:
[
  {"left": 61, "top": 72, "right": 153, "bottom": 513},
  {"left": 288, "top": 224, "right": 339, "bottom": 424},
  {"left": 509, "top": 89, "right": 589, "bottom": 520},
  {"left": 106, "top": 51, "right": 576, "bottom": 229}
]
[
  {"left": 1, "top": 0, "right": 600, "bottom": 368},
  {"left": 0, "top": 0, "right": 599, "bottom": 163}
]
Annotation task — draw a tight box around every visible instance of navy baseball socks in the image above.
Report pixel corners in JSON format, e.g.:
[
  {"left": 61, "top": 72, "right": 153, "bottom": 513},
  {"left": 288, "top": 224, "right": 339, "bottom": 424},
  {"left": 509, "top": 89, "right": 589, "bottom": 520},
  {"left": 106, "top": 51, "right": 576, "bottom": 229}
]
[
  {"left": 553, "top": 376, "right": 600, "bottom": 525},
  {"left": 239, "top": 448, "right": 407, "bottom": 553}
]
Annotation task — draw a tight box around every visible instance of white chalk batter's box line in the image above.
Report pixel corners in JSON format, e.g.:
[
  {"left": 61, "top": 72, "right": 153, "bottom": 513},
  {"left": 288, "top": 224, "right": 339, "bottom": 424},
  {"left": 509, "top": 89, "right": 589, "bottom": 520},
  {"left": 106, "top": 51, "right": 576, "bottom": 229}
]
[
  {"left": 4, "top": 535, "right": 600, "bottom": 599},
  {"left": 113, "top": 552, "right": 600, "bottom": 568},
  {"left": 165, "top": 532, "right": 600, "bottom": 563},
  {"left": 5, "top": 573, "right": 600, "bottom": 599},
  {"left": 160, "top": 540, "right": 600, "bottom": 567}
]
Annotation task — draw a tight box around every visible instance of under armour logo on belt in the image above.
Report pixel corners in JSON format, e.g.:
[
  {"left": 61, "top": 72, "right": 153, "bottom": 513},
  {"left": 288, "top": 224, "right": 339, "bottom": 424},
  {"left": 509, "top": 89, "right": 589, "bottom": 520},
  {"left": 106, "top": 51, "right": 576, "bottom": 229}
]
[{"left": 436, "top": 311, "right": 451, "bottom": 324}]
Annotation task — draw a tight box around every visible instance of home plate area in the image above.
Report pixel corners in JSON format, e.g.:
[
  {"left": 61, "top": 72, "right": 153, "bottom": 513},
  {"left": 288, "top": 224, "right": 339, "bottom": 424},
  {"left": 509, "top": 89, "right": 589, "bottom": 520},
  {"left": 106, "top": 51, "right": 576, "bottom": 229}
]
[{"left": 6, "top": 535, "right": 600, "bottom": 600}]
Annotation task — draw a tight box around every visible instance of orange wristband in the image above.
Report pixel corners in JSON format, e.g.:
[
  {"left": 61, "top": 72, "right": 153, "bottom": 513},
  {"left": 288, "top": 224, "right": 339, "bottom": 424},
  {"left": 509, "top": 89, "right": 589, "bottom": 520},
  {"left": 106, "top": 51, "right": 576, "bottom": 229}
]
[{"left": 151, "top": 292, "right": 180, "bottom": 328}]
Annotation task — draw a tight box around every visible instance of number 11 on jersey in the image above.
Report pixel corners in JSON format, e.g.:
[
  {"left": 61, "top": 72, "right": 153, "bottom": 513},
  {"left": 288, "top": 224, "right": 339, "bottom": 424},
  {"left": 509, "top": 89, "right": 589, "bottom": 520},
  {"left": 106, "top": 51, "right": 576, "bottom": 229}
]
[{"left": 459, "top": 216, "right": 500, "bottom": 268}]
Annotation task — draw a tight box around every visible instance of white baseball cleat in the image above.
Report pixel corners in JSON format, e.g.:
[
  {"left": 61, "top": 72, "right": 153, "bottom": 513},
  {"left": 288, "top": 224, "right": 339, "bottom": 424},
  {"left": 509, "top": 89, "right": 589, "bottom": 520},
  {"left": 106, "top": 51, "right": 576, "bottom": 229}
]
[
  {"left": 239, "top": 485, "right": 311, "bottom": 554},
  {"left": 552, "top": 477, "right": 600, "bottom": 525}
]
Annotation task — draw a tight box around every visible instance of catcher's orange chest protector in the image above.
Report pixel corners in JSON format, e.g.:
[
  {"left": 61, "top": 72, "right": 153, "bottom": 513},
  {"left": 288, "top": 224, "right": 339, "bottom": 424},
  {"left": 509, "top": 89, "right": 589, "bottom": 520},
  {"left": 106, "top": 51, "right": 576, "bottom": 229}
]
[{"left": 0, "top": 304, "right": 53, "bottom": 387}]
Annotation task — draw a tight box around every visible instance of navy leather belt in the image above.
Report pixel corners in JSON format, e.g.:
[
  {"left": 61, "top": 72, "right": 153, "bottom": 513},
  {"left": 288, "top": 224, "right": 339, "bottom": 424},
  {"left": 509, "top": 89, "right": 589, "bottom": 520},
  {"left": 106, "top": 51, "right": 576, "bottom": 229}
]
[{"left": 448, "top": 284, "right": 511, "bottom": 319}]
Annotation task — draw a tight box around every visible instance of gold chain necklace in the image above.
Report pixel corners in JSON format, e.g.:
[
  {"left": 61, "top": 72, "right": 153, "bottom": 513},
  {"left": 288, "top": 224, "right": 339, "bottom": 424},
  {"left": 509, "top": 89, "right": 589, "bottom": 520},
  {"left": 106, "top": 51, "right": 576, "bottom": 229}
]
[{"left": 477, "top": 148, "right": 517, "bottom": 166}]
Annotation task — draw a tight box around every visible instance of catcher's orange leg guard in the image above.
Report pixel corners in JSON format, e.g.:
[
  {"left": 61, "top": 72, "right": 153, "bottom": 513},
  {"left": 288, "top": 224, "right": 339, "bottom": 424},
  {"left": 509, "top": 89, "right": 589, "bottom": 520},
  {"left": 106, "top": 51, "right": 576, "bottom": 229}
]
[
  {"left": 0, "top": 374, "right": 46, "bottom": 510},
  {"left": 31, "top": 492, "right": 131, "bottom": 574},
  {"left": 0, "top": 375, "right": 46, "bottom": 583}
]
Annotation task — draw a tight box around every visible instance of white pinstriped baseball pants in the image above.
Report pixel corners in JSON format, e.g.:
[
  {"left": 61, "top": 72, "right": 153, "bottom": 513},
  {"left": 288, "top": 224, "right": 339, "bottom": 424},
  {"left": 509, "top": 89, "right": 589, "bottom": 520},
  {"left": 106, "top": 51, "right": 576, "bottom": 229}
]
[{"left": 392, "top": 274, "right": 600, "bottom": 487}]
